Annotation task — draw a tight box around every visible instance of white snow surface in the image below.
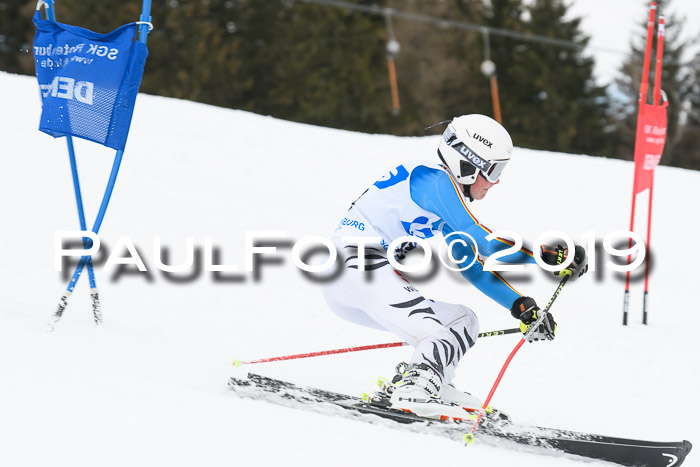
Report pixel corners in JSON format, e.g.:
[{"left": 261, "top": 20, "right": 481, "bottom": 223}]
[{"left": 0, "top": 71, "right": 698, "bottom": 466}]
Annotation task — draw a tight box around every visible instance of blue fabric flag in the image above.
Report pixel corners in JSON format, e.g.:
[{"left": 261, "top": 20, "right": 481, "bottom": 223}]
[{"left": 33, "top": 11, "right": 148, "bottom": 150}]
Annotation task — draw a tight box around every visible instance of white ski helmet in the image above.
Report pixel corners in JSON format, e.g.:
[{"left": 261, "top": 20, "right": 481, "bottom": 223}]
[{"left": 437, "top": 114, "right": 513, "bottom": 186}]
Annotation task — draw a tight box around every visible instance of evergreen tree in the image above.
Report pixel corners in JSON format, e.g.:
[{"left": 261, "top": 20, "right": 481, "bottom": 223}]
[
  {"left": 485, "top": 0, "right": 614, "bottom": 156},
  {"left": 673, "top": 50, "right": 700, "bottom": 170},
  {"left": 12, "top": 0, "right": 392, "bottom": 133},
  {"left": 0, "top": 0, "right": 42, "bottom": 75},
  {"left": 218, "top": 0, "right": 392, "bottom": 133},
  {"left": 611, "top": 0, "right": 692, "bottom": 167},
  {"left": 137, "top": 0, "right": 244, "bottom": 106},
  {"left": 7, "top": 0, "right": 675, "bottom": 168},
  {"left": 480, "top": 0, "right": 527, "bottom": 127},
  {"left": 386, "top": 0, "right": 489, "bottom": 135}
]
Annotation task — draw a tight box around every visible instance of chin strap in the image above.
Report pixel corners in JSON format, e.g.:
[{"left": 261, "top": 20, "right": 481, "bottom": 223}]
[{"left": 462, "top": 184, "right": 473, "bottom": 201}]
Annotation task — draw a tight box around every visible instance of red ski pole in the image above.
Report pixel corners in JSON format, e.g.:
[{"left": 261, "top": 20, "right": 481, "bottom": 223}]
[
  {"left": 233, "top": 341, "right": 408, "bottom": 367},
  {"left": 233, "top": 327, "right": 521, "bottom": 367},
  {"left": 465, "top": 274, "right": 570, "bottom": 444}
]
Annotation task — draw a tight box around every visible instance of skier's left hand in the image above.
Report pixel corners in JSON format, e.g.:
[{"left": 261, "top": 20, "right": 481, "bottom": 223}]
[
  {"left": 541, "top": 244, "right": 588, "bottom": 281},
  {"left": 511, "top": 296, "right": 556, "bottom": 342}
]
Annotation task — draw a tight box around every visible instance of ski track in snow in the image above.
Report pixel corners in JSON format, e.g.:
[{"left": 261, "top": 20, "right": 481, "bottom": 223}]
[{"left": 0, "top": 71, "right": 697, "bottom": 466}]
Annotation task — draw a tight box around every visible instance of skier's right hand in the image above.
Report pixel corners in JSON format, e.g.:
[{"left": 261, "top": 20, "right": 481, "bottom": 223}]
[{"left": 511, "top": 296, "right": 556, "bottom": 342}]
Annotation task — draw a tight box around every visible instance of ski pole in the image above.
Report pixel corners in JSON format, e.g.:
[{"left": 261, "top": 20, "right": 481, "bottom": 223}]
[
  {"left": 233, "top": 327, "right": 521, "bottom": 367},
  {"left": 465, "top": 274, "right": 570, "bottom": 444}
]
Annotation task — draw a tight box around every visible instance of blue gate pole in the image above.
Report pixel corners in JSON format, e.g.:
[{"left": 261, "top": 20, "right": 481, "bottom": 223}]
[
  {"left": 48, "top": 0, "right": 153, "bottom": 330},
  {"left": 139, "top": 0, "right": 153, "bottom": 44},
  {"left": 42, "top": 0, "right": 101, "bottom": 325},
  {"left": 66, "top": 137, "right": 102, "bottom": 324},
  {"left": 58, "top": 150, "right": 124, "bottom": 288}
]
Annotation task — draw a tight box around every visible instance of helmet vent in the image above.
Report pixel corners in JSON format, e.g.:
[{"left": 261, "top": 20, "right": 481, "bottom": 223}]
[{"left": 459, "top": 160, "right": 477, "bottom": 178}]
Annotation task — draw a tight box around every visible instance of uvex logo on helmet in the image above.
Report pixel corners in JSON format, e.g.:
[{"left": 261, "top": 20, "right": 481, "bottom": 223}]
[
  {"left": 473, "top": 133, "right": 493, "bottom": 148},
  {"left": 449, "top": 139, "right": 489, "bottom": 169}
]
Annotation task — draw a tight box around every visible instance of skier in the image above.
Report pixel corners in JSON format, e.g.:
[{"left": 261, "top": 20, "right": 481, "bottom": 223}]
[{"left": 321, "top": 114, "right": 588, "bottom": 419}]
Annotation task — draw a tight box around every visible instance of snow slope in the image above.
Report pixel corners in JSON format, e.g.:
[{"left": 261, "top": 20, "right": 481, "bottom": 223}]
[{"left": 0, "top": 71, "right": 697, "bottom": 466}]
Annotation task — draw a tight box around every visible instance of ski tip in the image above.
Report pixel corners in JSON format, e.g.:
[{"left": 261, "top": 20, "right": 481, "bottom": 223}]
[
  {"left": 682, "top": 439, "right": 693, "bottom": 454},
  {"left": 232, "top": 359, "right": 242, "bottom": 367},
  {"left": 673, "top": 440, "right": 694, "bottom": 466}
]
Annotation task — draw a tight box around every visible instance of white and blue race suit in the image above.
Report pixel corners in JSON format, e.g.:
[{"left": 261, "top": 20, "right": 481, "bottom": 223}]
[{"left": 322, "top": 160, "right": 536, "bottom": 381}]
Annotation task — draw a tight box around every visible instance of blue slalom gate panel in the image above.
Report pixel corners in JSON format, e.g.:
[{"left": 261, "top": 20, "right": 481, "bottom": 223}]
[{"left": 33, "top": 11, "right": 148, "bottom": 150}]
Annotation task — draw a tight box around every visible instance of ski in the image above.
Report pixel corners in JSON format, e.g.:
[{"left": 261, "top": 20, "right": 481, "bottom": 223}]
[{"left": 228, "top": 373, "right": 693, "bottom": 467}]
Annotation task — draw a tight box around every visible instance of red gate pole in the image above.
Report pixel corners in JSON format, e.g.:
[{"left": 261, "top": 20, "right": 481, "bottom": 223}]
[
  {"left": 623, "top": 2, "right": 656, "bottom": 326},
  {"left": 642, "top": 16, "right": 665, "bottom": 325}
]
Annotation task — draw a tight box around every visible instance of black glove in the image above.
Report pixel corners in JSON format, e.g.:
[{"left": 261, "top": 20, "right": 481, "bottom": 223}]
[
  {"left": 541, "top": 244, "right": 588, "bottom": 281},
  {"left": 510, "top": 296, "right": 556, "bottom": 342}
]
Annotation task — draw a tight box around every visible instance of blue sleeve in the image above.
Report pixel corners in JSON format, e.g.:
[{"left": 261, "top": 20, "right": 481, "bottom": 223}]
[
  {"left": 440, "top": 224, "right": 521, "bottom": 310},
  {"left": 410, "top": 165, "right": 537, "bottom": 263},
  {"left": 409, "top": 165, "right": 534, "bottom": 310}
]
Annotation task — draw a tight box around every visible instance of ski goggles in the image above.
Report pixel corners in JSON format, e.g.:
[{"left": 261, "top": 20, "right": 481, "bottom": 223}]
[{"left": 443, "top": 127, "right": 507, "bottom": 183}]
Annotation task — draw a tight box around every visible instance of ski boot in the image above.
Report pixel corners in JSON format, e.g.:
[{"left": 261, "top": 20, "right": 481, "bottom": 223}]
[{"left": 363, "top": 362, "right": 510, "bottom": 423}]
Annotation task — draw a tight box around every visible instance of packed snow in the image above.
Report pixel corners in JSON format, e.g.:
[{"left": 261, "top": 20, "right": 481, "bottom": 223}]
[{"left": 0, "top": 71, "right": 697, "bottom": 466}]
